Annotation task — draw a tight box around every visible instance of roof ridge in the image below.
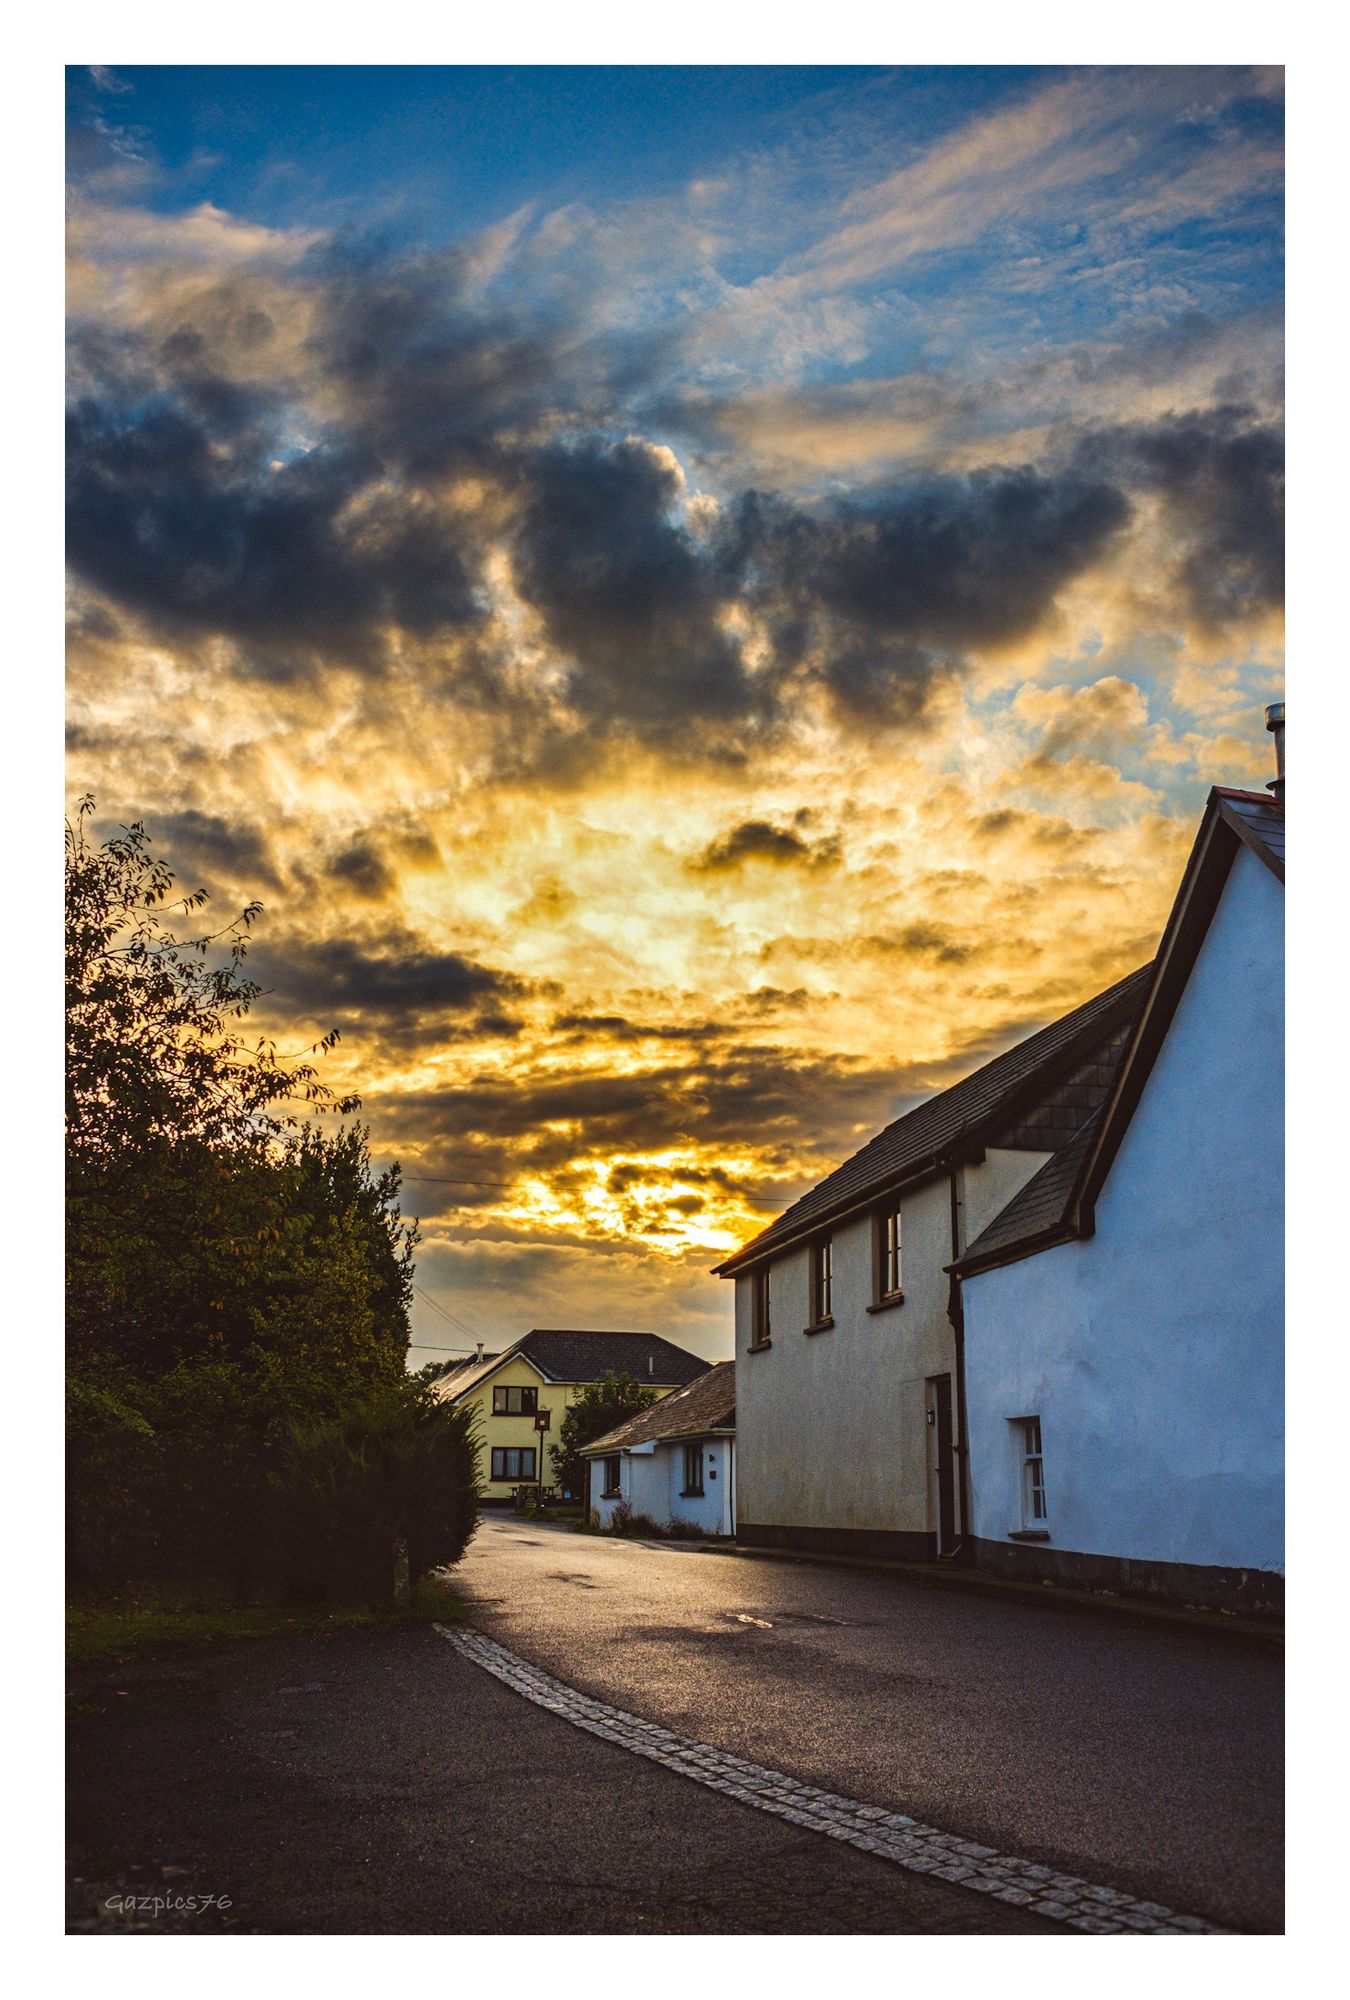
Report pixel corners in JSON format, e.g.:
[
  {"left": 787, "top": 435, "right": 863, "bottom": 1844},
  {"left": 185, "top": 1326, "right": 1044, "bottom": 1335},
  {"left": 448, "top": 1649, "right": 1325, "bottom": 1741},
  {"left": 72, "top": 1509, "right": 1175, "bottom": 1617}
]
[{"left": 714, "top": 960, "right": 1153, "bottom": 1274}]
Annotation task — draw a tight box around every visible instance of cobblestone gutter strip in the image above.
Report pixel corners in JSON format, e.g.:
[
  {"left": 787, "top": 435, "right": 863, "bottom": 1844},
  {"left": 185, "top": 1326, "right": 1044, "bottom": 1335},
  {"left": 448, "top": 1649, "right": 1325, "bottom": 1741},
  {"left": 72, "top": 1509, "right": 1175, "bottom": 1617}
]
[{"left": 437, "top": 1624, "right": 1225, "bottom": 1936}]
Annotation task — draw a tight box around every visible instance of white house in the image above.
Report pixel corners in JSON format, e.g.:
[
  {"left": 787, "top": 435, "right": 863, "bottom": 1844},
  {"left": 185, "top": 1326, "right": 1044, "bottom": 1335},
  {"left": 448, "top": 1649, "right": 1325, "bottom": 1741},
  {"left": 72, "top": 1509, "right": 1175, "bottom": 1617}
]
[
  {"left": 712, "top": 968, "right": 1153, "bottom": 1561},
  {"left": 951, "top": 779, "right": 1284, "bottom": 1613},
  {"left": 583, "top": 1363, "right": 736, "bottom": 1536}
]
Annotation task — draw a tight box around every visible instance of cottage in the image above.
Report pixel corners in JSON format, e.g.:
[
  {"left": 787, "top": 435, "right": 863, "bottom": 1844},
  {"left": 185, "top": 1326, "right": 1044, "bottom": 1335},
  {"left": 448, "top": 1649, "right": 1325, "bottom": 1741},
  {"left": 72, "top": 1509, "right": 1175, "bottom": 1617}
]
[
  {"left": 435, "top": 1327, "right": 708, "bottom": 1504},
  {"left": 583, "top": 1362, "right": 736, "bottom": 1536},
  {"left": 712, "top": 965, "right": 1152, "bottom": 1560},
  {"left": 951, "top": 774, "right": 1284, "bottom": 1612}
]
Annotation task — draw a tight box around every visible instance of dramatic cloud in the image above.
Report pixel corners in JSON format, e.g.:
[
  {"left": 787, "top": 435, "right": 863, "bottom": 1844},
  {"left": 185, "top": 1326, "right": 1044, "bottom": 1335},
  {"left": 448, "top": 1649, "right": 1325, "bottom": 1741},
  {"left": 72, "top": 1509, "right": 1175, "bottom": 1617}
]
[
  {"left": 65, "top": 66, "right": 1284, "bottom": 1357},
  {"left": 692, "top": 818, "right": 841, "bottom": 873}
]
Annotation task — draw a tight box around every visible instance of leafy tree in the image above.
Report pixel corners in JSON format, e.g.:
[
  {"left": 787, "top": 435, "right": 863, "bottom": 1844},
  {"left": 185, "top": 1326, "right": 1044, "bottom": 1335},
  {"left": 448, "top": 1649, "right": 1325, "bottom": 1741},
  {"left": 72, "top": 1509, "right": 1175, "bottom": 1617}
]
[
  {"left": 63, "top": 802, "right": 467, "bottom": 1599},
  {"left": 550, "top": 1371, "right": 658, "bottom": 1500},
  {"left": 65, "top": 802, "right": 414, "bottom": 1381},
  {"left": 66, "top": 794, "right": 350, "bottom": 1172}
]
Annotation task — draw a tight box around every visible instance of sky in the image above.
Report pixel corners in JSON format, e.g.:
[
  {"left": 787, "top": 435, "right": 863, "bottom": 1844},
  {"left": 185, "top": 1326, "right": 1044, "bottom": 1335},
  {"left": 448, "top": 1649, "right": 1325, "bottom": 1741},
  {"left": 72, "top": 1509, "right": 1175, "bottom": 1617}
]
[{"left": 65, "top": 63, "right": 1284, "bottom": 1366}]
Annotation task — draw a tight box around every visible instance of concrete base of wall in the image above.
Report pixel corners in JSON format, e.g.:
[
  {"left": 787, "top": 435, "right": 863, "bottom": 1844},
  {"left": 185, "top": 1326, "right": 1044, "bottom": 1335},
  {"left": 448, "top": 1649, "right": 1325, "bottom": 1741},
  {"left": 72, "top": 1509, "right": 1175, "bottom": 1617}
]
[
  {"left": 970, "top": 1536, "right": 1284, "bottom": 1617},
  {"left": 738, "top": 1521, "right": 936, "bottom": 1563}
]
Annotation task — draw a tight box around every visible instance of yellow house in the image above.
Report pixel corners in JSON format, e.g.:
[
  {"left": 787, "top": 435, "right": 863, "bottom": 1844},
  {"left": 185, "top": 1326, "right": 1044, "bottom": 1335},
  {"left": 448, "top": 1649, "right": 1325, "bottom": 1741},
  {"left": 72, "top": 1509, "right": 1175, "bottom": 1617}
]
[{"left": 435, "top": 1327, "right": 710, "bottom": 1505}]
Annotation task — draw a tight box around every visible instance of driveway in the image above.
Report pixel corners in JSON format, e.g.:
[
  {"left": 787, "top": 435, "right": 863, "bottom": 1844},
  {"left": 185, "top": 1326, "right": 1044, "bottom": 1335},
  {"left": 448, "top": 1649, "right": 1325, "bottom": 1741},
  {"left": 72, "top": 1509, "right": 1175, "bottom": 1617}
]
[{"left": 453, "top": 1516, "right": 1283, "bottom": 1932}]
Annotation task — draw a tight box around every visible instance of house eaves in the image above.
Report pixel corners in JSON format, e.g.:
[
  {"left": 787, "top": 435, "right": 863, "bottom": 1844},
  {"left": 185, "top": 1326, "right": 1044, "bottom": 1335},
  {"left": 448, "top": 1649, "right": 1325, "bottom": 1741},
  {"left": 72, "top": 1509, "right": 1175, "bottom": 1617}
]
[{"left": 711, "top": 962, "right": 1152, "bottom": 1279}]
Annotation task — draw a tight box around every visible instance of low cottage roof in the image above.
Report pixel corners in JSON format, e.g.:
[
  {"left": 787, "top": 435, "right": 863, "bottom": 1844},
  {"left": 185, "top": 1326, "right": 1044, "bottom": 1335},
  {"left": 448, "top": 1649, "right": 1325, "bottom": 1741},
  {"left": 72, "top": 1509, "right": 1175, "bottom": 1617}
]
[
  {"left": 956, "top": 1112, "right": 1101, "bottom": 1272},
  {"left": 436, "top": 1326, "right": 707, "bottom": 1403},
  {"left": 713, "top": 961, "right": 1153, "bottom": 1276},
  {"left": 953, "top": 784, "right": 1285, "bottom": 1280},
  {"left": 583, "top": 1362, "right": 736, "bottom": 1455}
]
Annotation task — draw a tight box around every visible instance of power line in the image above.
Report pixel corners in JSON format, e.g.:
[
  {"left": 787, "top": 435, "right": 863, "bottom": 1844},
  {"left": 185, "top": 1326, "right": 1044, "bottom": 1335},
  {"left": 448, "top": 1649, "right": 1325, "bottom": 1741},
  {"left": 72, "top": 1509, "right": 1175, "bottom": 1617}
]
[{"left": 412, "top": 1282, "right": 485, "bottom": 1347}]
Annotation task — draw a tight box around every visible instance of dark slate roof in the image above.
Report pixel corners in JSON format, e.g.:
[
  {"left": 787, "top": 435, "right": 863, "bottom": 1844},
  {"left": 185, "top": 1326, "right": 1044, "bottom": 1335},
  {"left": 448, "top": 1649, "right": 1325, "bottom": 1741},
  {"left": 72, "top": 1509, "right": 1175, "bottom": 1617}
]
[
  {"left": 1214, "top": 787, "right": 1285, "bottom": 879},
  {"left": 955, "top": 781, "right": 1285, "bottom": 1277},
  {"left": 583, "top": 1362, "right": 736, "bottom": 1454},
  {"left": 712, "top": 962, "right": 1153, "bottom": 1275},
  {"left": 954, "top": 1113, "right": 1101, "bottom": 1273},
  {"left": 438, "top": 1327, "right": 708, "bottom": 1402}
]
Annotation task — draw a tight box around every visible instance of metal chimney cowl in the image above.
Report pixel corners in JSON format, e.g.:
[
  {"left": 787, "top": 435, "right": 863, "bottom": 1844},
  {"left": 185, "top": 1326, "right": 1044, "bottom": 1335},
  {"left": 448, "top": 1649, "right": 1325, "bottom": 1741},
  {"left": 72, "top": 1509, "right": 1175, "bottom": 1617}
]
[{"left": 1265, "top": 702, "right": 1284, "bottom": 800}]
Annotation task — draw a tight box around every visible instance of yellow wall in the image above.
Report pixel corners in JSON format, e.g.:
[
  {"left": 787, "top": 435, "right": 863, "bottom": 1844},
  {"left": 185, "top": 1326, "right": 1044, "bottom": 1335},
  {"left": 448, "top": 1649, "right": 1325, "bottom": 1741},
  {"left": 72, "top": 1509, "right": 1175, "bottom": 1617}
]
[{"left": 454, "top": 1357, "right": 683, "bottom": 1501}]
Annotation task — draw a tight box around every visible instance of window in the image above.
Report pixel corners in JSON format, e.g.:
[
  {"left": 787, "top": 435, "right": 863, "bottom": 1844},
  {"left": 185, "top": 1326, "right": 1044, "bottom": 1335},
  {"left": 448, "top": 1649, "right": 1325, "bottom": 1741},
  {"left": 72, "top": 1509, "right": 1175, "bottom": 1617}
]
[
  {"left": 490, "top": 1446, "right": 537, "bottom": 1482},
  {"left": 809, "top": 1235, "right": 833, "bottom": 1325},
  {"left": 682, "top": 1442, "right": 704, "bottom": 1495},
  {"left": 877, "top": 1203, "right": 903, "bottom": 1299},
  {"left": 1013, "top": 1417, "right": 1048, "bottom": 1531},
  {"left": 601, "top": 1455, "right": 622, "bottom": 1498},
  {"left": 492, "top": 1384, "right": 538, "bottom": 1416},
  {"left": 750, "top": 1266, "right": 772, "bottom": 1345}
]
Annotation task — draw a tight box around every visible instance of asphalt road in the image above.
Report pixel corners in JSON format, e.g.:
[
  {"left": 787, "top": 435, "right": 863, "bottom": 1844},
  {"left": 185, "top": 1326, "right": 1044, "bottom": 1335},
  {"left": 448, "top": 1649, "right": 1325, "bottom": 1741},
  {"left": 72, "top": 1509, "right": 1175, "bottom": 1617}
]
[
  {"left": 67, "top": 1627, "right": 1056, "bottom": 1934},
  {"left": 454, "top": 1517, "right": 1284, "bottom": 1932}
]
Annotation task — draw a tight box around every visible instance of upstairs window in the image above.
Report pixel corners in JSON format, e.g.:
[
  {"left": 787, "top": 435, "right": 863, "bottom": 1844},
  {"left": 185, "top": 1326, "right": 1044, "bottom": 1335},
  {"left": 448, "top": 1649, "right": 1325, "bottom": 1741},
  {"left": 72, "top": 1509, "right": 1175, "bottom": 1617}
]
[
  {"left": 809, "top": 1235, "right": 833, "bottom": 1325},
  {"left": 877, "top": 1204, "right": 903, "bottom": 1299},
  {"left": 751, "top": 1266, "right": 772, "bottom": 1345},
  {"left": 492, "top": 1384, "right": 538, "bottom": 1416},
  {"left": 1013, "top": 1416, "right": 1048, "bottom": 1530},
  {"left": 682, "top": 1442, "right": 705, "bottom": 1495}
]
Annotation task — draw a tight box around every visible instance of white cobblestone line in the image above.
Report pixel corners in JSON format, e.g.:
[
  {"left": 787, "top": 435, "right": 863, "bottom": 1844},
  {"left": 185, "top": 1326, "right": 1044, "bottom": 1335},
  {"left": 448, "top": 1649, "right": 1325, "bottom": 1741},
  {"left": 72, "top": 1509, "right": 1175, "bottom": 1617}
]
[{"left": 436, "top": 1623, "right": 1226, "bottom": 1934}]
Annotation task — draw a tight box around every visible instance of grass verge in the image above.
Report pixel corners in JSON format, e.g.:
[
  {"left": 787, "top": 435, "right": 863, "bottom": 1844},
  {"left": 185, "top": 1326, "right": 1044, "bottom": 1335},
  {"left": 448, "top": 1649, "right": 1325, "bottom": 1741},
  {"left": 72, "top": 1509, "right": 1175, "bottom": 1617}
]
[{"left": 67, "top": 1573, "right": 466, "bottom": 1667}]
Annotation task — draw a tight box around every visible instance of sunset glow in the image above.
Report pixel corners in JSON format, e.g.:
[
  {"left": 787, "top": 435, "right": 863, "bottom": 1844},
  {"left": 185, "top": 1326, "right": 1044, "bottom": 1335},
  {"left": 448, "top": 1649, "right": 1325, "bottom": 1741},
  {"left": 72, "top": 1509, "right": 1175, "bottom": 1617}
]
[{"left": 65, "top": 65, "right": 1284, "bottom": 1360}]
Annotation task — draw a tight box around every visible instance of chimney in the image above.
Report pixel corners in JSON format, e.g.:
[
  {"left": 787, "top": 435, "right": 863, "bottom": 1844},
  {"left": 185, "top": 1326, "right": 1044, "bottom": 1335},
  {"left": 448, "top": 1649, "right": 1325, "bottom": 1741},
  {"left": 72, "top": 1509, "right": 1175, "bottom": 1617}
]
[
  {"left": 476, "top": 1341, "right": 484, "bottom": 1361},
  {"left": 1265, "top": 702, "right": 1285, "bottom": 801},
  {"left": 647, "top": 1356, "right": 653, "bottom": 1376}
]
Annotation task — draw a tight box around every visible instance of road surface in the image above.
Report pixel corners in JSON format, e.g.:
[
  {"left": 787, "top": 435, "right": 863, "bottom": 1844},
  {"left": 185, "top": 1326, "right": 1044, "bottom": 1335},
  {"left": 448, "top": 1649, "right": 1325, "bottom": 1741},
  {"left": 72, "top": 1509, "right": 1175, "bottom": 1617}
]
[
  {"left": 453, "top": 1516, "right": 1283, "bottom": 1932},
  {"left": 67, "top": 1627, "right": 1056, "bottom": 1933}
]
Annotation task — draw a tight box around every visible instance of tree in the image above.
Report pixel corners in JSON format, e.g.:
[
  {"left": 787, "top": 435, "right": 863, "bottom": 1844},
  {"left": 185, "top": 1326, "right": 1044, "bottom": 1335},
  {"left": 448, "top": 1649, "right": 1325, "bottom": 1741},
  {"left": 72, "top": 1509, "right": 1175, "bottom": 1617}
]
[
  {"left": 65, "top": 801, "right": 417, "bottom": 1380},
  {"left": 66, "top": 795, "right": 351, "bottom": 1172},
  {"left": 64, "top": 802, "right": 462, "bottom": 1596},
  {"left": 550, "top": 1371, "right": 658, "bottom": 1501}
]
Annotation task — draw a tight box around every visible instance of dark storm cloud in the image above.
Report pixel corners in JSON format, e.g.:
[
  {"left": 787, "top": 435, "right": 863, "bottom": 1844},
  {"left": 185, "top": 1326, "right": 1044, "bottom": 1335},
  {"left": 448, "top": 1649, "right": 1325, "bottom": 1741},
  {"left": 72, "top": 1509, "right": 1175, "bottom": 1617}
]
[
  {"left": 1080, "top": 405, "right": 1283, "bottom": 630},
  {"left": 691, "top": 819, "right": 842, "bottom": 873},
  {"left": 65, "top": 324, "right": 483, "bottom": 675},
  {"left": 720, "top": 468, "right": 1132, "bottom": 725},
  {"left": 309, "top": 248, "right": 563, "bottom": 478},
  {"left": 371, "top": 1043, "right": 909, "bottom": 1185},
  {"left": 75, "top": 242, "right": 1293, "bottom": 762},
  {"left": 328, "top": 843, "right": 396, "bottom": 900},
  {"left": 507, "top": 436, "right": 755, "bottom": 739},
  {"left": 157, "top": 809, "right": 285, "bottom": 892},
  {"left": 252, "top": 932, "right": 539, "bottom": 1039}
]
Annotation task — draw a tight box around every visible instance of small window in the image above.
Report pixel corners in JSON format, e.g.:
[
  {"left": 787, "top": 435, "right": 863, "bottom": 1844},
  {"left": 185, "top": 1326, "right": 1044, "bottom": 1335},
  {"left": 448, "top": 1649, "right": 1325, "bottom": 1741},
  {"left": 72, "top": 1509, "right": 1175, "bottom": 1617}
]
[
  {"left": 810, "top": 1235, "right": 833, "bottom": 1324},
  {"left": 492, "top": 1384, "right": 538, "bottom": 1416},
  {"left": 601, "top": 1455, "right": 622, "bottom": 1498},
  {"left": 490, "top": 1445, "right": 537, "bottom": 1482},
  {"left": 876, "top": 1204, "right": 903, "bottom": 1298},
  {"left": 1013, "top": 1417, "right": 1047, "bottom": 1530},
  {"left": 682, "top": 1442, "right": 704, "bottom": 1495},
  {"left": 751, "top": 1266, "right": 772, "bottom": 1344}
]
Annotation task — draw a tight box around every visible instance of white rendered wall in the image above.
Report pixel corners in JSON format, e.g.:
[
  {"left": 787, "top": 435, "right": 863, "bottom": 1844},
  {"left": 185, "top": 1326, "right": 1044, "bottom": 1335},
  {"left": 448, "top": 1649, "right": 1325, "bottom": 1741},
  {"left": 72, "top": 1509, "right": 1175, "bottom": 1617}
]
[
  {"left": 735, "top": 1149, "right": 1049, "bottom": 1537},
  {"left": 662, "top": 1438, "right": 734, "bottom": 1535},
  {"left": 588, "top": 1440, "right": 735, "bottom": 1533},
  {"left": 963, "top": 844, "right": 1284, "bottom": 1574}
]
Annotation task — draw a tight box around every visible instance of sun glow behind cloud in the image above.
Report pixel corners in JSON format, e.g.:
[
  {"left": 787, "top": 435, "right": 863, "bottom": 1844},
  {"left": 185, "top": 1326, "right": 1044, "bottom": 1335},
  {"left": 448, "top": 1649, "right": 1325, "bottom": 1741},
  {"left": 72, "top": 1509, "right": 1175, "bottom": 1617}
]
[{"left": 65, "top": 64, "right": 1283, "bottom": 1359}]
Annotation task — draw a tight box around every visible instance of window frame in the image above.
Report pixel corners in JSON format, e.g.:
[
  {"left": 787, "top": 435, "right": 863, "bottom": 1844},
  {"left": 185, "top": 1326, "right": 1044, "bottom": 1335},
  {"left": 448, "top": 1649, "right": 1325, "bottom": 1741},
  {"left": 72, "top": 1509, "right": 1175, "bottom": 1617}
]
[
  {"left": 601, "top": 1454, "right": 622, "bottom": 1499},
  {"left": 807, "top": 1234, "right": 834, "bottom": 1329},
  {"left": 749, "top": 1265, "right": 772, "bottom": 1347},
  {"left": 490, "top": 1445, "right": 538, "bottom": 1482},
  {"left": 873, "top": 1202, "right": 904, "bottom": 1304},
  {"left": 491, "top": 1384, "right": 538, "bottom": 1417},
  {"left": 681, "top": 1441, "right": 705, "bottom": 1496},
  {"left": 1010, "top": 1415, "right": 1049, "bottom": 1536}
]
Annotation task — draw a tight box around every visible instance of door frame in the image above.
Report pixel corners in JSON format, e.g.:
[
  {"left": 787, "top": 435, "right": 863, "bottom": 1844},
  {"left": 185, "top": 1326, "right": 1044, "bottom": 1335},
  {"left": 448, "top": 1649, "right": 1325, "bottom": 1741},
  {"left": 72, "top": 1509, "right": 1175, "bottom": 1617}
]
[{"left": 926, "top": 1372, "right": 959, "bottom": 1557}]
